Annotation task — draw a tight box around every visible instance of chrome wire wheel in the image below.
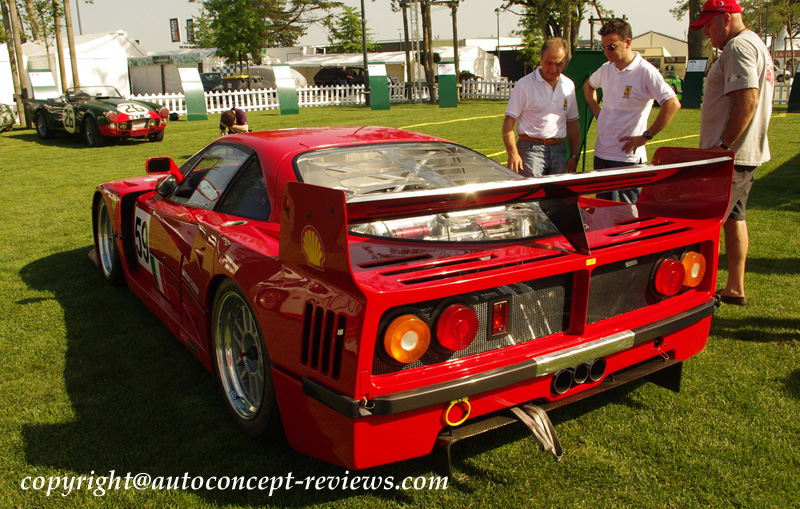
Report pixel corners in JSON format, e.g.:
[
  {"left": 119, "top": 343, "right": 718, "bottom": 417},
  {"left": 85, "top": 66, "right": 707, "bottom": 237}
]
[
  {"left": 94, "top": 199, "right": 122, "bottom": 285},
  {"left": 96, "top": 201, "right": 115, "bottom": 278},
  {"left": 214, "top": 288, "right": 265, "bottom": 420}
]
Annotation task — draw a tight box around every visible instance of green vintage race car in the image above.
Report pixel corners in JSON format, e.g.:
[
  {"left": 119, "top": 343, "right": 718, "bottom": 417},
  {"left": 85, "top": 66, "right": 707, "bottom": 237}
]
[{"left": 26, "top": 86, "right": 169, "bottom": 147}]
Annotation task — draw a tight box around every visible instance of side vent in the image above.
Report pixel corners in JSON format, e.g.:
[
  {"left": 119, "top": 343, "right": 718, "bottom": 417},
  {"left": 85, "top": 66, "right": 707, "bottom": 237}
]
[{"left": 302, "top": 303, "right": 346, "bottom": 379}]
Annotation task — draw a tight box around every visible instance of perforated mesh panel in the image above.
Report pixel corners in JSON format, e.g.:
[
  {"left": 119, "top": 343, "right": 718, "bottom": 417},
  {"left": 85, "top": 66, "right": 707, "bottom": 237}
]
[
  {"left": 587, "top": 252, "right": 663, "bottom": 324},
  {"left": 373, "top": 273, "right": 572, "bottom": 374}
]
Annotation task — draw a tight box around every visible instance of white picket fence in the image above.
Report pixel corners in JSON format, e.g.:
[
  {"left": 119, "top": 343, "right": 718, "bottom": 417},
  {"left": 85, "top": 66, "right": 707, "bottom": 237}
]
[{"left": 128, "top": 79, "right": 795, "bottom": 116}]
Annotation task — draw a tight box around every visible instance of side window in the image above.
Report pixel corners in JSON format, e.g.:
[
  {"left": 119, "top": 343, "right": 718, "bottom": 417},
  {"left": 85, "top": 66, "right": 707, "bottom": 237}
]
[
  {"left": 216, "top": 158, "right": 271, "bottom": 221},
  {"left": 170, "top": 144, "right": 251, "bottom": 209}
]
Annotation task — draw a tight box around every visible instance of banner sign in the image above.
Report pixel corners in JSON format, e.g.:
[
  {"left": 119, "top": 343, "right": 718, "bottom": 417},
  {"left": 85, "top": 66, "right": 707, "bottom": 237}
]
[
  {"left": 186, "top": 19, "right": 194, "bottom": 43},
  {"left": 273, "top": 64, "right": 299, "bottom": 115},
  {"left": 437, "top": 62, "right": 458, "bottom": 108},
  {"left": 367, "top": 63, "right": 390, "bottom": 111},
  {"left": 177, "top": 65, "right": 208, "bottom": 121},
  {"left": 682, "top": 58, "right": 708, "bottom": 109},
  {"left": 170, "top": 18, "right": 180, "bottom": 43}
]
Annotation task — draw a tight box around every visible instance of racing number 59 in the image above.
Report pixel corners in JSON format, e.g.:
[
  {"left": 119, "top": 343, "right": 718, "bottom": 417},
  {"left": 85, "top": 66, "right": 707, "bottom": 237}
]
[{"left": 134, "top": 207, "right": 151, "bottom": 270}]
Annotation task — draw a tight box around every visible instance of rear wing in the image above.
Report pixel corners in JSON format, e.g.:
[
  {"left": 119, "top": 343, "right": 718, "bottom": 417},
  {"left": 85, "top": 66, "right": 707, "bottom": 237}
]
[{"left": 280, "top": 147, "right": 734, "bottom": 275}]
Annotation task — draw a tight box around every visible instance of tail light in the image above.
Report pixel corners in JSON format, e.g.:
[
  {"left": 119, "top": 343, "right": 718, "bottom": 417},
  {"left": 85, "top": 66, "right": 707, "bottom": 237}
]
[
  {"left": 105, "top": 111, "right": 118, "bottom": 122},
  {"left": 492, "top": 300, "right": 508, "bottom": 335},
  {"left": 653, "top": 258, "right": 685, "bottom": 297},
  {"left": 159, "top": 107, "right": 169, "bottom": 119},
  {"left": 383, "top": 314, "right": 430, "bottom": 364},
  {"left": 681, "top": 251, "right": 706, "bottom": 287},
  {"left": 435, "top": 304, "right": 479, "bottom": 352}
]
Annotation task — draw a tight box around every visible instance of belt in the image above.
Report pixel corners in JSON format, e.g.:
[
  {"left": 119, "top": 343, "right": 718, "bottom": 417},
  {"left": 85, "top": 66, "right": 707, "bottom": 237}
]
[{"left": 518, "top": 135, "right": 565, "bottom": 146}]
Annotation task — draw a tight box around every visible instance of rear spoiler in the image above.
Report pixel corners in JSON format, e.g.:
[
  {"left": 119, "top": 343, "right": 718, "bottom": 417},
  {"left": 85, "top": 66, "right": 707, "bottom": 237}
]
[{"left": 280, "top": 147, "right": 734, "bottom": 269}]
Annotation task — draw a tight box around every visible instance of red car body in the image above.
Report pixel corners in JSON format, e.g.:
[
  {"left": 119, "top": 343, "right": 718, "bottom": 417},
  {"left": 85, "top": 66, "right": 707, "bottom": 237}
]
[{"left": 91, "top": 127, "right": 733, "bottom": 469}]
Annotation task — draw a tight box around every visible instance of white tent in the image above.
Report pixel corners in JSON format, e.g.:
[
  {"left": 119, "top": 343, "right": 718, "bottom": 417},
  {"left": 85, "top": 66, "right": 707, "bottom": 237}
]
[
  {"left": 1, "top": 30, "right": 147, "bottom": 104},
  {"left": 434, "top": 46, "right": 502, "bottom": 80},
  {"left": 0, "top": 41, "right": 42, "bottom": 105}
]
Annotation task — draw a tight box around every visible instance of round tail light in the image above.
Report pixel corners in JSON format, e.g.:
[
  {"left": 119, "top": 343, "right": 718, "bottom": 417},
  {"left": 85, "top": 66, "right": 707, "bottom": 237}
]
[
  {"left": 653, "top": 258, "right": 686, "bottom": 297},
  {"left": 681, "top": 251, "right": 706, "bottom": 287},
  {"left": 159, "top": 107, "right": 169, "bottom": 119},
  {"left": 435, "top": 304, "right": 479, "bottom": 352},
  {"left": 383, "top": 315, "right": 430, "bottom": 364},
  {"left": 105, "top": 111, "right": 118, "bottom": 122}
]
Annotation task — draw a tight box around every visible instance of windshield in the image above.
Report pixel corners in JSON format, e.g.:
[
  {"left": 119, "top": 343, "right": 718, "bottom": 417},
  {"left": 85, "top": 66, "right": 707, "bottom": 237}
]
[
  {"left": 68, "top": 86, "right": 123, "bottom": 100},
  {"left": 295, "top": 142, "right": 560, "bottom": 243}
]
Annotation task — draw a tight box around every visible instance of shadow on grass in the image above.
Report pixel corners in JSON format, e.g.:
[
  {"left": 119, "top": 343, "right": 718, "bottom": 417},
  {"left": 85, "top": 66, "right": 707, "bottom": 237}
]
[
  {"left": 782, "top": 369, "right": 800, "bottom": 400},
  {"left": 18, "top": 247, "right": 676, "bottom": 502},
  {"left": 18, "top": 247, "right": 437, "bottom": 506},
  {"left": 711, "top": 316, "right": 800, "bottom": 343},
  {"left": 7, "top": 128, "right": 167, "bottom": 150}
]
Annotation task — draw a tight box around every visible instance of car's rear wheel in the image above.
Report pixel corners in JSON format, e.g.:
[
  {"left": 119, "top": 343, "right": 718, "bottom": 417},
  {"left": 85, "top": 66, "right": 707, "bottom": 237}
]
[
  {"left": 35, "top": 111, "right": 54, "bottom": 139},
  {"left": 212, "top": 279, "right": 279, "bottom": 437},
  {"left": 148, "top": 130, "right": 165, "bottom": 142},
  {"left": 93, "top": 198, "right": 123, "bottom": 285},
  {"left": 83, "top": 116, "right": 106, "bottom": 147}
]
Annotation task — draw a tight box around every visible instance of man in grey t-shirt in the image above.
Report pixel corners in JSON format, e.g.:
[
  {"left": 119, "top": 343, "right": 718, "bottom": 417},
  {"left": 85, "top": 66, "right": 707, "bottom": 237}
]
[{"left": 691, "top": 0, "right": 773, "bottom": 306}]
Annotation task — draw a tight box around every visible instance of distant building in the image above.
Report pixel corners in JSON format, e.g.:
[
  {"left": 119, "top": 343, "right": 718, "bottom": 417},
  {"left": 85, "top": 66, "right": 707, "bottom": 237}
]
[{"left": 632, "top": 31, "right": 688, "bottom": 77}]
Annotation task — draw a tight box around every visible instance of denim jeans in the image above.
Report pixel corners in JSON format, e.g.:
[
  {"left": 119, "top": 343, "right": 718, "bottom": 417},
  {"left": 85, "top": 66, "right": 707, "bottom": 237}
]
[
  {"left": 517, "top": 140, "right": 567, "bottom": 178},
  {"left": 593, "top": 156, "right": 642, "bottom": 203}
]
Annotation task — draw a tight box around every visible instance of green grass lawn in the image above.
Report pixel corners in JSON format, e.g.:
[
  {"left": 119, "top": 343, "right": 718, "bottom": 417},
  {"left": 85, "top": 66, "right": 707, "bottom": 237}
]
[{"left": 1, "top": 101, "right": 798, "bottom": 508}]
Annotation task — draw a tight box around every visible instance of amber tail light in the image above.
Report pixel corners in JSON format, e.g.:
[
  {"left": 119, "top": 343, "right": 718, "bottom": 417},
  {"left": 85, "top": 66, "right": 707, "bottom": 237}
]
[
  {"left": 681, "top": 251, "right": 706, "bottom": 287},
  {"left": 383, "top": 315, "right": 430, "bottom": 364}
]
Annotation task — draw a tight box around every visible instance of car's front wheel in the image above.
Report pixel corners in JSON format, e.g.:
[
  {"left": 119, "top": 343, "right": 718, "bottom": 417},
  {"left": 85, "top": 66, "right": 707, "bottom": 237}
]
[
  {"left": 148, "top": 130, "right": 165, "bottom": 142},
  {"left": 212, "top": 279, "right": 279, "bottom": 437},
  {"left": 35, "top": 111, "right": 54, "bottom": 139},
  {"left": 83, "top": 116, "right": 106, "bottom": 147},
  {"left": 93, "top": 198, "right": 123, "bottom": 285}
]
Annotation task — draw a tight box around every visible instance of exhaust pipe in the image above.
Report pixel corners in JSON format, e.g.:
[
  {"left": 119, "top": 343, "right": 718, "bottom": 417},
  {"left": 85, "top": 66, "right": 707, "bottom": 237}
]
[
  {"left": 572, "top": 363, "right": 590, "bottom": 385},
  {"left": 588, "top": 358, "right": 607, "bottom": 382},
  {"left": 552, "top": 358, "right": 607, "bottom": 395},
  {"left": 551, "top": 369, "right": 574, "bottom": 394}
]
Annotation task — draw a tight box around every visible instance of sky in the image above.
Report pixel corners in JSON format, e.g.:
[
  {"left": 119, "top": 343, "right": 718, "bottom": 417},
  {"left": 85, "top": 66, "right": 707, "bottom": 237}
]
[{"left": 71, "top": 0, "right": 690, "bottom": 54}]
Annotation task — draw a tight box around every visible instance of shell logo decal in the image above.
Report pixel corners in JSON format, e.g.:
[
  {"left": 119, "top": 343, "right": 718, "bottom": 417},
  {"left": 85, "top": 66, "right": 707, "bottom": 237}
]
[{"left": 301, "top": 226, "right": 325, "bottom": 271}]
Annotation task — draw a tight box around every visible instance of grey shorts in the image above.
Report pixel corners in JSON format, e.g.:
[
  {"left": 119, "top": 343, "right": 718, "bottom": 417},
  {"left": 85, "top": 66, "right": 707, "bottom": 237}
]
[{"left": 728, "top": 165, "right": 757, "bottom": 221}]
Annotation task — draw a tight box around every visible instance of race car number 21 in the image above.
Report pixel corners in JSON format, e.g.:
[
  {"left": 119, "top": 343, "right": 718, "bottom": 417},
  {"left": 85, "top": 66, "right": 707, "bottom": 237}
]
[{"left": 134, "top": 207, "right": 152, "bottom": 274}]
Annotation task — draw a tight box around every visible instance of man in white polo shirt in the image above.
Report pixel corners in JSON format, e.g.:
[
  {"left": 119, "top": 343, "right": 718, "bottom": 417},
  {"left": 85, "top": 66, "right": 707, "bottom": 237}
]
[
  {"left": 503, "top": 38, "right": 581, "bottom": 177},
  {"left": 583, "top": 18, "right": 680, "bottom": 202}
]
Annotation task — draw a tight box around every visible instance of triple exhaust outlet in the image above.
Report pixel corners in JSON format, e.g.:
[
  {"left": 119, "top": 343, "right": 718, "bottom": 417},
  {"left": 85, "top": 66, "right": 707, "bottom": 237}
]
[{"left": 551, "top": 358, "right": 607, "bottom": 395}]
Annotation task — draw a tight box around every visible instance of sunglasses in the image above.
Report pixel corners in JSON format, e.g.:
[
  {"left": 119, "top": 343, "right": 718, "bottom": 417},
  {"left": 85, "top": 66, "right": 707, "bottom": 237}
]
[{"left": 603, "top": 42, "right": 621, "bottom": 51}]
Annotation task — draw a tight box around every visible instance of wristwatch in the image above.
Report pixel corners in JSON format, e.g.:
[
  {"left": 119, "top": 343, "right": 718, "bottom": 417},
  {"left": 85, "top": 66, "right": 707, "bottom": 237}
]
[
  {"left": 716, "top": 139, "right": 729, "bottom": 150},
  {"left": 569, "top": 154, "right": 579, "bottom": 160},
  {"left": 642, "top": 130, "right": 654, "bottom": 140}
]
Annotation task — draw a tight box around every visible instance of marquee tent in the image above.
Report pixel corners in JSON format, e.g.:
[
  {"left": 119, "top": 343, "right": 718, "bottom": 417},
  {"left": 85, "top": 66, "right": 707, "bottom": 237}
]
[{"left": 0, "top": 30, "right": 147, "bottom": 105}]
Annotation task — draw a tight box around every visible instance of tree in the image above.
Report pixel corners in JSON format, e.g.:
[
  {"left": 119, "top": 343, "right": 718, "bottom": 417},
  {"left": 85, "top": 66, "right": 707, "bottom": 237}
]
[
  {"left": 324, "top": 5, "right": 376, "bottom": 53},
  {"left": 512, "top": 5, "right": 544, "bottom": 71},
  {"left": 192, "top": 0, "right": 341, "bottom": 71},
  {"left": 503, "top": 0, "right": 606, "bottom": 60}
]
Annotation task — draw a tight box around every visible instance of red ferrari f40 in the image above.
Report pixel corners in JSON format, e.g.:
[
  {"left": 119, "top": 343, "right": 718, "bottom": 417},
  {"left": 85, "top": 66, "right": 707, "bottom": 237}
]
[{"left": 91, "top": 127, "right": 732, "bottom": 470}]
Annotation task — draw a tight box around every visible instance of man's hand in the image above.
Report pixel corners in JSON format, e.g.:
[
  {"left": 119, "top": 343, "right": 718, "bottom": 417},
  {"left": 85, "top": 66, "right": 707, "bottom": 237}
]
[
  {"left": 565, "top": 156, "right": 578, "bottom": 173},
  {"left": 506, "top": 153, "right": 524, "bottom": 173},
  {"left": 619, "top": 135, "right": 647, "bottom": 153}
]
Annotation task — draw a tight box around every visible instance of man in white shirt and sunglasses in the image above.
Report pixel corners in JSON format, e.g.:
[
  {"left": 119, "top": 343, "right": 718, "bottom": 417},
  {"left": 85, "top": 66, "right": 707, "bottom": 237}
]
[{"left": 583, "top": 18, "right": 680, "bottom": 203}]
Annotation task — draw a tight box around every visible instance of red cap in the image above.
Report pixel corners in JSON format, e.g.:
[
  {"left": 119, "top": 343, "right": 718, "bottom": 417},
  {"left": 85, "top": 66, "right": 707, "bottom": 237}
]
[{"left": 689, "top": 0, "right": 743, "bottom": 30}]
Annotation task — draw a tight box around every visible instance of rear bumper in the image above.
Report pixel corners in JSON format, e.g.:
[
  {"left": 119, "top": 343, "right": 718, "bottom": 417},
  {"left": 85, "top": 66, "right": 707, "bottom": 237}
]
[
  {"left": 304, "top": 299, "right": 715, "bottom": 417},
  {"left": 274, "top": 299, "right": 715, "bottom": 469}
]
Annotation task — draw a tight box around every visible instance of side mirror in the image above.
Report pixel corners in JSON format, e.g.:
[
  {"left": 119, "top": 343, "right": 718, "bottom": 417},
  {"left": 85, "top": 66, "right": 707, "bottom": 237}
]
[{"left": 146, "top": 156, "right": 183, "bottom": 184}]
